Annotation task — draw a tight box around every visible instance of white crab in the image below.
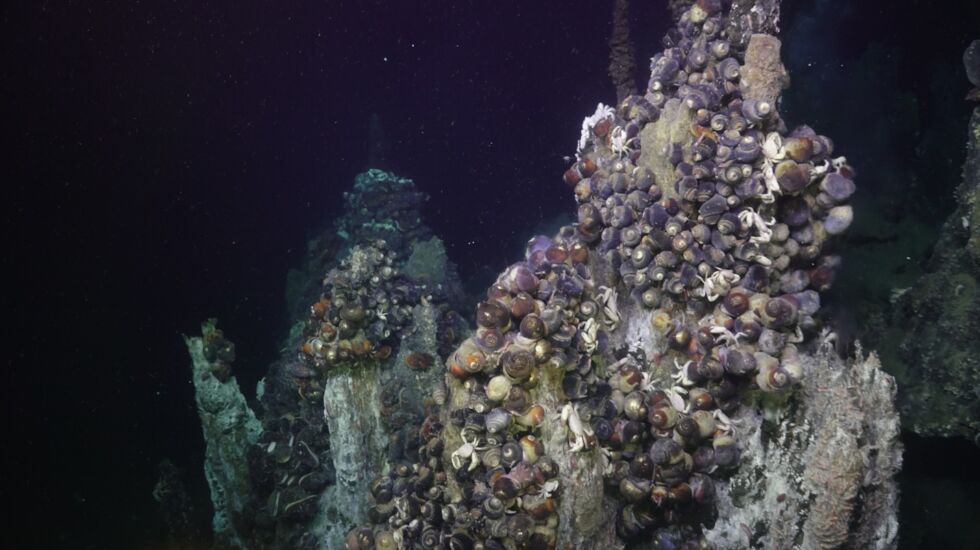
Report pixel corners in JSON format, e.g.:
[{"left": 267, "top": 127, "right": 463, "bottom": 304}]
[
  {"left": 540, "top": 478, "right": 560, "bottom": 499},
  {"left": 818, "top": 327, "right": 838, "bottom": 351},
  {"left": 561, "top": 403, "right": 594, "bottom": 453},
  {"left": 762, "top": 132, "right": 785, "bottom": 161},
  {"left": 697, "top": 269, "right": 740, "bottom": 301},
  {"left": 665, "top": 386, "right": 688, "bottom": 413},
  {"left": 640, "top": 369, "right": 658, "bottom": 393},
  {"left": 579, "top": 317, "right": 599, "bottom": 354},
  {"left": 713, "top": 409, "right": 733, "bottom": 435},
  {"left": 710, "top": 325, "right": 746, "bottom": 347},
  {"left": 738, "top": 207, "right": 775, "bottom": 245},
  {"left": 451, "top": 431, "right": 485, "bottom": 471},
  {"left": 577, "top": 103, "right": 615, "bottom": 158},
  {"left": 609, "top": 125, "right": 639, "bottom": 158},
  {"left": 758, "top": 160, "right": 781, "bottom": 204},
  {"left": 672, "top": 358, "right": 696, "bottom": 387},
  {"left": 595, "top": 285, "right": 621, "bottom": 330}
]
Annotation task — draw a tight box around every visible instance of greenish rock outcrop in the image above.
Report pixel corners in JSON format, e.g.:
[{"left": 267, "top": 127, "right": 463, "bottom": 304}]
[
  {"left": 314, "top": 303, "right": 445, "bottom": 547},
  {"left": 884, "top": 106, "right": 980, "bottom": 443},
  {"left": 186, "top": 322, "right": 261, "bottom": 549}
]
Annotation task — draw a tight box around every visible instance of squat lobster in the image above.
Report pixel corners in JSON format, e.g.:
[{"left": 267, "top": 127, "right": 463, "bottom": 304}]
[{"left": 561, "top": 403, "right": 595, "bottom": 453}]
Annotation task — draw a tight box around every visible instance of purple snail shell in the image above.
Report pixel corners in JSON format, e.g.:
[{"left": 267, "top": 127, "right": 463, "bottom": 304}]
[
  {"left": 562, "top": 373, "right": 589, "bottom": 400},
  {"left": 671, "top": 231, "right": 694, "bottom": 253},
  {"left": 721, "top": 289, "right": 750, "bottom": 316},
  {"left": 646, "top": 90, "right": 667, "bottom": 109},
  {"left": 500, "top": 442, "right": 523, "bottom": 468},
  {"left": 630, "top": 454, "right": 655, "bottom": 479},
  {"left": 633, "top": 167, "right": 656, "bottom": 191},
  {"left": 640, "top": 287, "right": 661, "bottom": 308},
  {"left": 519, "top": 314, "right": 546, "bottom": 340},
  {"left": 691, "top": 223, "right": 712, "bottom": 244},
  {"left": 789, "top": 124, "right": 816, "bottom": 138},
  {"left": 525, "top": 235, "right": 552, "bottom": 258},
  {"left": 774, "top": 160, "right": 812, "bottom": 194},
  {"left": 716, "top": 211, "right": 741, "bottom": 235},
  {"left": 698, "top": 193, "right": 728, "bottom": 223},
  {"left": 625, "top": 189, "right": 652, "bottom": 212},
  {"left": 502, "top": 262, "right": 539, "bottom": 294},
  {"left": 611, "top": 419, "right": 644, "bottom": 448},
  {"left": 483, "top": 496, "right": 506, "bottom": 520},
  {"left": 689, "top": 386, "right": 717, "bottom": 409},
  {"left": 556, "top": 269, "right": 586, "bottom": 296},
  {"left": 779, "top": 269, "right": 810, "bottom": 294},
  {"left": 721, "top": 347, "right": 757, "bottom": 376},
  {"left": 710, "top": 40, "right": 731, "bottom": 59},
  {"left": 741, "top": 98, "right": 772, "bottom": 124},
  {"left": 609, "top": 172, "right": 630, "bottom": 193},
  {"left": 631, "top": 244, "right": 654, "bottom": 268},
  {"left": 664, "top": 215, "right": 684, "bottom": 236},
  {"left": 741, "top": 264, "right": 770, "bottom": 292},
  {"left": 721, "top": 164, "right": 744, "bottom": 184},
  {"left": 701, "top": 16, "right": 721, "bottom": 37},
  {"left": 757, "top": 328, "right": 788, "bottom": 355},
  {"left": 510, "top": 292, "right": 537, "bottom": 318},
  {"left": 573, "top": 178, "right": 593, "bottom": 202},
  {"left": 476, "top": 300, "right": 511, "bottom": 329},
  {"left": 502, "top": 385, "right": 531, "bottom": 415},
  {"left": 592, "top": 417, "right": 614, "bottom": 441},
  {"left": 710, "top": 228, "right": 735, "bottom": 251},
  {"left": 736, "top": 173, "right": 766, "bottom": 200},
  {"left": 475, "top": 327, "right": 506, "bottom": 352},
  {"left": 812, "top": 134, "right": 834, "bottom": 158},
  {"left": 794, "top": 289, "right": 821, "bottom": 316},
  {"left": 734, "top": 135, "right": 761, "bottom": 162},
  {"left": 823, "top": 205, "right": 854, "bottom": 235},
  {"left": 712, "top": 435, "right": 739, "bottom": 467},
  {"left": 757, "top": 363, "right": 792, "bottom": 392},
  {"left": 648, "top": 405, "right": 680, "bottom": 431},
  {"left": 485, "top": 408, "right": 512, "bottom": 434},
  {"left": 619, "top": 476, "right": 654, "bottom": 503},
  {"left": 710, "top": 113, "right": 728, "bottom": 131},
  {"left": 545, "top": 244, "right": 569, "bottom": 264},
  {"left": 599, "top": 227, "right": 621, "bottom": 254},
  {"left": 779, "top": 196, "right": 811, "bottom": 228},
  {"left": 686, "top": 47, "right": 708, "bottom": 71},
  {"left": 502, "top": 349, "right": 535, "bottom": 382},
  {"left": 718, "top": 57, "right": 740, "bottom": 81},
  {"left": 763, "top": 295, "right": 799, "bottom": 328},
  {"left": 620, "top": 225, "right": 642, "bottom": 247},
  {"left": 286, "top": 362, "right": 316, "bottom": 379},
  {"left": 783, "top": 136, "right": 814, "bottom": 162},
  {"left": 648, "top": 55, "right": 680, "bottom": 90},
  {"left": 550, "top": 323, "right": 576, "bottom": 348},
  {"left": 692, "top": 134, "right": 718, "bottom": 162},
  {"left": 609, "top": 204, "right": 634, "bottom": 228},
  {"left": 577, "top": 204, "right": 603, "bottom": 240},
  {"left": 689, "top": 472, "right": 715, "bottom": 504}
]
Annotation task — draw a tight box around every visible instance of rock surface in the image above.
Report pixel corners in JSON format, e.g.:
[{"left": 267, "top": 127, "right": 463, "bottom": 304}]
[
  {"left": 704, "top": 347, "right": 901, "bottom": 549},
  {"left": 883, "top": 105, "right": 980, "bottom": 443},
  {"left": 186, "top": 325, "right": 261, "bottom": 548}
]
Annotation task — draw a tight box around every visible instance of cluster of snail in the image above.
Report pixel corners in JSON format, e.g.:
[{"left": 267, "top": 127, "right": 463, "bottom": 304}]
[
  {"left": 299, "top": 240, "right": 426, "bottom": 373},
  {"left": 201, "top": 321, "right": 236, "bottom": 382},
  {"left": 346, "top": 1, "right": 854, "bottom": 548},
  {"left": 338, "top": 168, "right": 431, "bottom": 253},
  {"left": 345, "top": 407, "right": 562, "bottom": 550}
]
